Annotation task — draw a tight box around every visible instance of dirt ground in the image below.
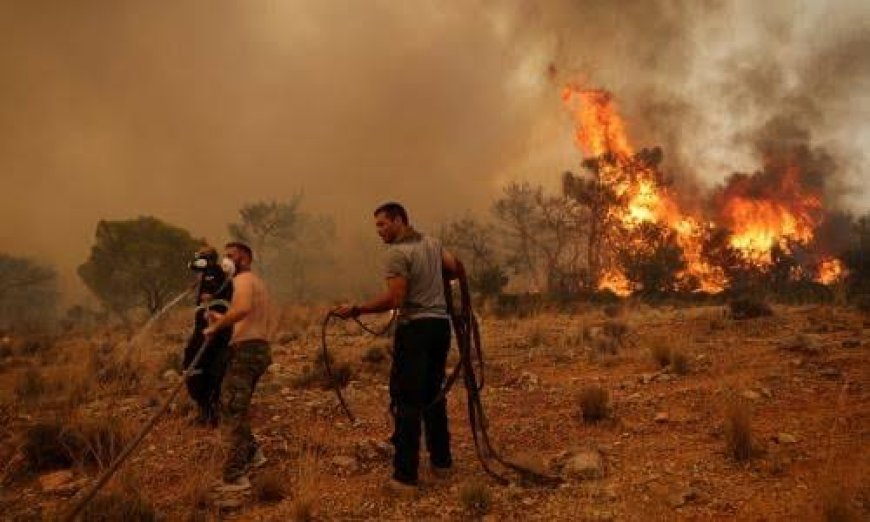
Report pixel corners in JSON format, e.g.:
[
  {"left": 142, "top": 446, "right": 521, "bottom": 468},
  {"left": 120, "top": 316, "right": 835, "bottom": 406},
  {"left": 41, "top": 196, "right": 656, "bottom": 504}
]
[{"left": 1, "top": 302, "right": 868, "bottom": 521}]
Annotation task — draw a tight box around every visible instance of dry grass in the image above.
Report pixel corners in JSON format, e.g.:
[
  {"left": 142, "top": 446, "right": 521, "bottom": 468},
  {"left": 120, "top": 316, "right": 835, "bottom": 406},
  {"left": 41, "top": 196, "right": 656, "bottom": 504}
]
[
  {"left": 289, "top": 450, "right": 321, "bottom": 522},
  {"left": 671, "top": 350, "right": 689, "bottom": 375},
  {"left": 21, "top": 421, "right": 77, "bottom": 471},
  {"left": 650, "top": 343, "right": 671, "bottom": 368},
  {"left": 728, "top": 296, "right": 773, "bottom": 320},
  {"left": 459, "top": 479, "right": 492, "bottom": 516},
  {"left": 14, "top": 366, "right": 47, "bottom": 403},
  {"left": 821, "top": 487, "right": 859, "bottom": 522},
  {"left": 80, "top": 476, "right": 157, "bottom": 522},
  {"left": 724, "top": 401, "right": 754, "bottom": 462},
  {"left": 578, "top": 386, "right": 610, "bottom": 423},
  {"left": 361, "top": 342, "right": 389, "bottom": 365},
  {"left": 20, "top": 415, "right": 131, "bottom": 472},
  {"left": 254, "top": 469, "right": 288, "bottom": 503}
]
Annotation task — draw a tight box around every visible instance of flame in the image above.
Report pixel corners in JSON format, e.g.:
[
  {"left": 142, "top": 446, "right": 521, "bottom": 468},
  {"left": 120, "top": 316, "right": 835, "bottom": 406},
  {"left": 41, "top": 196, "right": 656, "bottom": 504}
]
[
  {"left": 562, "top": 84, "right": 724, "bottom": 293},
  {"left": 816, "top": 258, "right": 846, "bottom": 285},
  {"left": 718, "top": 165, "right": 823, "bottom": 265},
  {"left": 598, "top": 270, "right": 632, "bottom": 297},
  {"left": 561, "top": 84, "right": 841, "bottom": 294},
  {"left": 562, "top": 87, "right": 632, "bottom": 158}
]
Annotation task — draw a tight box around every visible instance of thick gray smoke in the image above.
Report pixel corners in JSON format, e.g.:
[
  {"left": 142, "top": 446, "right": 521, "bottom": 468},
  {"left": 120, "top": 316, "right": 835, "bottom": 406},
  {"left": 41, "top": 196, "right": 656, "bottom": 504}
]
[{"left": 1, "top": 0, "right": 867, "bottom": 304}]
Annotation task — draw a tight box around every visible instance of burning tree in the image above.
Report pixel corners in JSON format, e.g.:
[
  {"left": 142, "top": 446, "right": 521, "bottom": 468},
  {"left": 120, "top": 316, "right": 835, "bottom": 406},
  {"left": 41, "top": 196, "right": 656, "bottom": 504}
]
[{"left": 558, "top": 84, "right": 846, "bottom": 298}]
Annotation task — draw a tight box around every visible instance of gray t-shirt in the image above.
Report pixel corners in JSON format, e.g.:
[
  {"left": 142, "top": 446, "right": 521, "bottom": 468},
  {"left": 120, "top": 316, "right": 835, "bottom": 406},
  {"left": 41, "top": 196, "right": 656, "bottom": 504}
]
[{"left": 385, "top": 231, "right": 449, "bottom": 322}]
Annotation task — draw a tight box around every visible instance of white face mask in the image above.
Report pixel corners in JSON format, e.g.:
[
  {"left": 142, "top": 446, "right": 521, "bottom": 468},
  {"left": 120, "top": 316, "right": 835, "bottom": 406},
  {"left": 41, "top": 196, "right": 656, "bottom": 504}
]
[{"left": 220, "top": 256, "right": 236, "bottom": 277}]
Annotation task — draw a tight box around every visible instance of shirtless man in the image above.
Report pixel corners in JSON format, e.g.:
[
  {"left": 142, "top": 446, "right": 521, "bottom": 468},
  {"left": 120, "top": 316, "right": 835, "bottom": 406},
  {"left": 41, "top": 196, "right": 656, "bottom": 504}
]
[{"left": 204, "top": 242, "right": 272, "bottom": 490}]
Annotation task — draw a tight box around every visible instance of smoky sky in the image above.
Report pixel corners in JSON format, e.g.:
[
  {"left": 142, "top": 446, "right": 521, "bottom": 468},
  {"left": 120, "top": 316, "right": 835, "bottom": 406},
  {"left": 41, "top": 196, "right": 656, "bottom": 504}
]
[{"left": 1, "top": 0, "right": 868, "bottom": 303}]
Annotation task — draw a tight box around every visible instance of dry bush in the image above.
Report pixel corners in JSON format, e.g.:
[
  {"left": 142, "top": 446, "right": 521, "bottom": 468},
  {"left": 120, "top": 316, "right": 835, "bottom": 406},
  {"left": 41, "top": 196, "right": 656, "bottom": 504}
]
[
  {"left": 159, "top": 350, "right": 183, "bottom": 375},
  {"left": 72, "top": 416, "right": 130, "bottom": 469},
  {"left": 725, "top": 401, "right": 754, "bottom": 462},
  {"left": 527, "top": 323, "right": 547, "bottom": 348},
  {"left": 592, "top": 336, "right": 619, "bottom": 356},
  {"left": 821, "top": 487, "right": 859, "bottom": 522},
  {"left": 650, "top": 344, "right": 671, "bottom": 368},
  {"left": 671, "top": 350, "right": 689, "bottom": 375},
  {"left": 15, "top": 366, "right": 47, "bottom": 403},
  {"left": 253, "top": 469, "right": 288, "bottom": 503},
  {"left": 361, "top": 343, "right": 389, "bottom": 365},
  {"left": 16, "top": 337, "right": 54, "bottom": 357},
  {"left": 80, "top": 489, "right": 157, "bottom": 522},
  {"left": 90, "top": 349, "right": 141, "bottom": 393},
  {"left": 459, "top": 480, "right": 492, "bottom": 516},
  {"left": 602, "top": 320, "right": 629, "bottom": 346},
  {"left": 728, "top": 297, "right": 773, "bottom": 320},
  {"left": 290, "top": 450, "right": 320, "bottom": 522},
  {"left": 20, "top": 416, "right": 130, "bottom": 472},
  {"left": 21, "top": 421, "right": 77, "bottom": 471},
  {"left": 0, "top": 401, "right": 13, "bottom": 440},
  {"left": 578, "top": 386, "right": 610, "bottom": 423},
  {"left": 602, "top": 304, "right": 624, "bottom": 318},
  {"left": 852, "top": 294, "right": 870, "bottom": 314},
  {"left": 293, "top": 351, "right": 353, "bottom": 390}
]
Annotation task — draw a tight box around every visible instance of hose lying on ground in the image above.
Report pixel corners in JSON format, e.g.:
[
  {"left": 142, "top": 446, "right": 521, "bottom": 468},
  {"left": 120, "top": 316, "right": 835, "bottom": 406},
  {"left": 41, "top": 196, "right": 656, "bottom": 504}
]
[{"left": 321, "top": 261, "right": 563, "bottom": 486}]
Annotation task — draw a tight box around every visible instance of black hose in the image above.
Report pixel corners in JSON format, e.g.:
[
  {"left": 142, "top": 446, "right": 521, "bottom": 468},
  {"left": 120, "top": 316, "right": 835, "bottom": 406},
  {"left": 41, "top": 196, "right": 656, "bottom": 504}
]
[{"left": 322, "top": 262, "right": 562, "bottom": 486}]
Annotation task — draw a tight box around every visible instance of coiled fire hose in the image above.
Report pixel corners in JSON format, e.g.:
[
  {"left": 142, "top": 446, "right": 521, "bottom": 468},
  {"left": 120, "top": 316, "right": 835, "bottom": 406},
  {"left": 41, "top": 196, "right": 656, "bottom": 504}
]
[{"left": 321, "top": 261, "right": 562, "bottom": 486}]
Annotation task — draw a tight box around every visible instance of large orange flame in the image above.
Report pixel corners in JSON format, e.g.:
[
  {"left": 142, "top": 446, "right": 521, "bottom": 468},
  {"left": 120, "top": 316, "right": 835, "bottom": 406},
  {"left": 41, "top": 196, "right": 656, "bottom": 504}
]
[{"left": 562, "top": 84, "right": 725, "bottom": 293}]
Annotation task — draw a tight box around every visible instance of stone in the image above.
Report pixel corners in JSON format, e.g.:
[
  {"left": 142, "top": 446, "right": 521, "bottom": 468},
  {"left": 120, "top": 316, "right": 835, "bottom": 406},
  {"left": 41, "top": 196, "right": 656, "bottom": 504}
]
[
  {"left": 162, "top": 369, "right": 180, "bottom": 381},
  {"left": 214, "top": 498, "right": 244, "bottom": 510},
  {"left": 669, "top": 488, "right": 699, "bottom": 508},
  {"left": 517, "top": 371, "right": 540, "bottom": 390},
  {"left": 267, "top": 363, "right": 282, "bottom": 374},
  {"left": 779, "top": 335, "right": 821, "bottom": 355},
  {"left": 842, "top": 339, "right": 861, "bottom": 349},
  {"left": 505, "top": 452, "right": 550, "bottom": 476},
  {"left": 741, "top": 390, "right": 761, "bottom": 401},
  {"left": 654, "top": 412, "right": 670, "bottom": 423},
  {"left": 39, "top": 470, "right": 74, "bottom": 493},
  {"left": 330, "top": 455, "right": 359, "bottom": 471},
  {"left": 819, "top": 368, "right": 841, "bottom": 378},
  {"left": 564, "top": 450, "right": 604, "bottom": 480},
  {"left": 776, "top": 432, "right": 798, "bottom": 444}
]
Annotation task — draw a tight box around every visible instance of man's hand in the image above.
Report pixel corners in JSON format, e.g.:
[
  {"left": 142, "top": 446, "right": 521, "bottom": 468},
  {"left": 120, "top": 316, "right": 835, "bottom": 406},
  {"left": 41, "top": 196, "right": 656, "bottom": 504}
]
[
  {"left": 203, "top": 311, "right": 225, "bottom": 337},
  {"left": 332, "top": 304, "right": 360, "bottom": 320}
]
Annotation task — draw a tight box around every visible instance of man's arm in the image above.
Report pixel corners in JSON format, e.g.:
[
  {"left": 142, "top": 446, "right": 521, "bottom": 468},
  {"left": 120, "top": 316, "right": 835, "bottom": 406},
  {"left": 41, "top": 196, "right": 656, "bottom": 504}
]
[
  {"left": 334, "top": 276, "right": 406, "bottom": 319},
  {"left": 203, "top": 273, "right": 251, "bottom": 335},
  {"left": 442, "top": 248, "right": 460, "bottom": 281}
]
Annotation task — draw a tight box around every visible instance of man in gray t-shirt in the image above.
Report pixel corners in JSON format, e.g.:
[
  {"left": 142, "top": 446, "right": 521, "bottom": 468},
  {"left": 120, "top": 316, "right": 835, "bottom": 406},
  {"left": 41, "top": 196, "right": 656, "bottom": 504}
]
[{"left": 335, "top": 202, "right": 459, "bottom": 493}]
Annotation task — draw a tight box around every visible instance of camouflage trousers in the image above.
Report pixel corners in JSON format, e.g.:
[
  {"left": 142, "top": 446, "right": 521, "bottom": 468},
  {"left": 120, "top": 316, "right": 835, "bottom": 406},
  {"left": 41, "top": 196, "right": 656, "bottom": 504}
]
[{"left": 221, "top": 339, "right": 272, "bottom": 481}]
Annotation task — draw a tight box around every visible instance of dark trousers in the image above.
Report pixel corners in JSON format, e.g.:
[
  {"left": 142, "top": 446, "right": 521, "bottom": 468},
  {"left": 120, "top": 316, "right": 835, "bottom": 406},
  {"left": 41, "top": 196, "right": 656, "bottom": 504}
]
[
  {"left": 183, "top": 328, "right": 231, "bottom": 423},
  {"left": 390, "top": 318, "right": 452, "bottom": 484}
]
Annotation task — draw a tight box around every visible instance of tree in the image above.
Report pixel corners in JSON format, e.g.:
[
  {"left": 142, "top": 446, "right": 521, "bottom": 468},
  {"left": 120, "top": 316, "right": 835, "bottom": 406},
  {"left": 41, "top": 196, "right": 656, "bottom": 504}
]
[
  {"left": 563, "top": 147, "right": 667, "bottom": 288},
  {"left": 616, "top": 222, "right": 687, "bottom": 295},
  {"left": 492, "top": 182, "right": 587, "bottom": 297},
  {"left": 0, "top": 254, "right": 58, "bottom": 331},
  {"left": 440, "top": 215, "right": 509, "bottom": 298},
  {"left": 843, "top": 213, "right": 870, "bottom": 295},
  {"left": 228, "top": 197, "right": 336, "bottom": 301},
  {"left": 78, "top": 216, "right": 202, "bottom": 318}
]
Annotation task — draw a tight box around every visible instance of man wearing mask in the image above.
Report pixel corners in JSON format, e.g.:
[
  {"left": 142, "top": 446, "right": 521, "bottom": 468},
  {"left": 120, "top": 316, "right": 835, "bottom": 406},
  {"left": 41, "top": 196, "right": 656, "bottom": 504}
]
[
  {"left": 334, "top": 202, "right": 459, "bottom": 495},
  {"left": 184, "top": 246, "right": 234, "bottom": 427},
  {"left": 204, "top": 242, "right": 272, "bottom": 490}
]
